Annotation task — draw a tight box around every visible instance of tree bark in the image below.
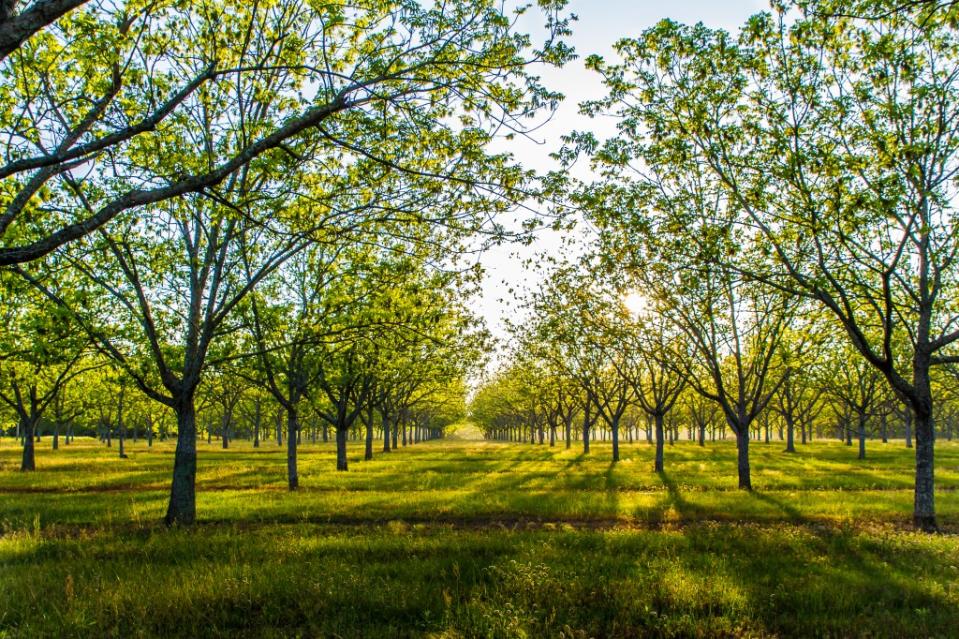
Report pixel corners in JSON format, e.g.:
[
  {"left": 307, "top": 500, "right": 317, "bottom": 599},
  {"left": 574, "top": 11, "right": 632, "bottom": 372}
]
[
  {"left": 382, "top": 413, "right": 391, "bottom": 452},
  {"left": 287, "top": 408, "right": 299, "bottom": 490},
  {"left": 785, "top": 415, "right": 796, "bottom": 453},
  {"left": 913, "top": 410, "right": 936, "bottom": 532},
  {"left": 364, "top": 408, "right": 374, "bottom": 461},
  {"left": 736, "top": 430, "right": 751, "bottom": 490},
  {"left": 164, "top": 399, "right": 197, "bottom": 525},
  {"left": 336, "top": 427, "right": 348, "bottom": 471},
  {"left": 654, "top": 413, "right": 665, "bottom": 473},
  {"left": 611, "top": 416, "right": 620, "bottom": 462},
  {"left": 857, "top": 414, "right": 867, "bottom": 460},
  {"left": 19, "top": 416, "right": 36, "bottom": 471}
]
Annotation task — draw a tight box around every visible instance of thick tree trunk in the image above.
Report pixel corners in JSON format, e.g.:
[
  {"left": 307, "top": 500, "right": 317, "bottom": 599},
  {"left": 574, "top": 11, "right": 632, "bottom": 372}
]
[
  {"left": 654, "top": 413, "right": 665, "bottom": 472},
  {"left": 20, "top": 416, "right": 36, "bottom": 471},
  {"left": 698, "top": 422, "right": 705, "bottom": 447},
  {"left": 785, "top": 415, "right": 796, "bottom": 453},
  {"left": 287, "top": 408, "right": 299, "bottom": 490},
  {"left": 53, "top": 423, "right": 59, "bottom": 450},
  {"left": 164, "top": 399, "right": 197, "bottom": 526},
  {"left": 736, "top": 429, "right": 751, "bottom": 490},
  {"left": 336, "top": 427, "right": 348, "bottom": 471},
  {"left": 913, "top": 409, "right": 936, "bottom": 532}
]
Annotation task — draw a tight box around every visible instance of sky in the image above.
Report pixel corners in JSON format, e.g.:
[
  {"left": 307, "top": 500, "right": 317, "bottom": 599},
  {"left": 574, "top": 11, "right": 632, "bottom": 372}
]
[{"left": 470, "top": 0, "right": 768, "bottom": 355}]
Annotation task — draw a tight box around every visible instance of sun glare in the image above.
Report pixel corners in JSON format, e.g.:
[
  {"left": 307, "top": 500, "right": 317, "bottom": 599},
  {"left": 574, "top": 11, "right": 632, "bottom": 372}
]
[{"left": 622, "top": 291, "right": 647, "bottom": 318}]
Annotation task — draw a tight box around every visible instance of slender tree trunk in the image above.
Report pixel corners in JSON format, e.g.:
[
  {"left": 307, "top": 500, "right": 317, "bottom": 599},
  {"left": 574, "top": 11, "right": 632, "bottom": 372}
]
[
  {"left": 118, "top": 422, "right": 127, "bottom": 458},
  {"left": 20, "top": 416, "right": 36, "bottom": 471},
  {"left": 654, "top": 413, "right": 665, "bottom": 473},
  {"left": 253, "top": 400, "right": 261, "bottom": 448},
  {"left": 785, "top": 415, "right": 796, "bottom": 453},
  {"left": 164, "top": 399, "right": 197, "bottom": 526},
  {"left": 582, "top": 410, "right": 591, "bottom": 454},
  {"left": 365, "top": 406, "right": 374, "bottom": 461},
  {"left": 905, "top": 411, "right": 913, "bottom": 448},
  {"left": 735, "top": 428, "right": 751, "bottom": 490},
  {"left": 382, "top": 413, "right": 391, "bottom": 453},
  {"left": 221, "top": 412, "right": 229, "bottom": 449},
  {"left": 336, "top": 427, "right": 348, "bottom": 471},
  {"left": 287, "top": 407, "right": 299, "bottom": 490},
  {"left": 53, "top": 423, "right": 59, "bottom": 450},
  {"left": 611, "top": 415, "right": 620, "bottom": 462},
  {"left": 858, "top": 414, "right": 867, "bottom": 460}
]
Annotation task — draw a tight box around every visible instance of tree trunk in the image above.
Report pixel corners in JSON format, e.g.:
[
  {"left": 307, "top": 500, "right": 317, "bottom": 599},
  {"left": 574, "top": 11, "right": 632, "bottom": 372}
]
[
  {"left": 336, "top": 427, "right": 348, "bottom": 471},
  {"left": 611, "top": 415, "right": 620, "bottom": 462},
  {"left": 582, "top": 412, "right": 591, "bottom": 454},
  {"left": 164, "top": 399, "right": 197, "bottom": 526},
  {"left": 382, "top": 413, "right": 391, "bottom": 453},
  {"left": 654, "top": 413, "right": 665, "bottom": 473},
  {"left": 736, "top": 429, "right": 751, "bottom": 490},
  {"left": 20, "top": 416, "right": 36, "bottom": 471},
  {"left": 905, "top": 411, "right": 913, "bottom": 448},
  {"left": 858, "top": 414, "right": 866, "bottom": 460},
  {"left": 53, "top": 422, "right": 59, "bottom": 450},
  {"left": 287, "top": 407, "right": 299, "bottom": 490},
  {"left": 118, "top": 422, "right": 127, "bottom": 458},
  {"left": 785, "top": 415, "right": 796, "bottom": 453},
  {"left": 913, "top": 409, "right": 936, "bottom": 532},
  {"left": 253, "top": 401, "right": 260, "bottom": 448},
  {"left": 364, "top": 408, "right": 374, "bottom": 461},
  {"left": 221, "top": 412, "right": 229, "bottom": 449}
]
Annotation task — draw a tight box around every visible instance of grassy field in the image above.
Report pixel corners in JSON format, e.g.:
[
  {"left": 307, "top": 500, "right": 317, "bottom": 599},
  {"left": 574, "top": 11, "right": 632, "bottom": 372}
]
[{"left": 1, "top": 436, "right": 958, "bottom": 637}]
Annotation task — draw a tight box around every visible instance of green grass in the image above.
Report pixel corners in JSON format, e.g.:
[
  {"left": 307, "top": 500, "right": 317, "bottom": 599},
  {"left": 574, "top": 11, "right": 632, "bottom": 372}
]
[{"left": 1, "top": 436, "right": 958, "bottom": 637}]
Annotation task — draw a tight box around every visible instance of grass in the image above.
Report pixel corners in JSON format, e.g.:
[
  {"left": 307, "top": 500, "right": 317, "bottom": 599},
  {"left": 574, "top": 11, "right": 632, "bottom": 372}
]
[{"left": 1, "top": 435, "right": 958, "bottom": 637}]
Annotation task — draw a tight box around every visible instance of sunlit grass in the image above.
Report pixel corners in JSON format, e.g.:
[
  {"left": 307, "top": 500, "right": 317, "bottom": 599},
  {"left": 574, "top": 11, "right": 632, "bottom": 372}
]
[{"left": 1, "top": 436, "right": 958, "bottom": 637}]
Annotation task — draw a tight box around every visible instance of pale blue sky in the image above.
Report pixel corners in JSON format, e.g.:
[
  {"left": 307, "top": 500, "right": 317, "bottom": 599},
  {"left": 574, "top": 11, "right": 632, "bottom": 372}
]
[{"left": 473, "top": 0, "right": 768, "bottom": 350}]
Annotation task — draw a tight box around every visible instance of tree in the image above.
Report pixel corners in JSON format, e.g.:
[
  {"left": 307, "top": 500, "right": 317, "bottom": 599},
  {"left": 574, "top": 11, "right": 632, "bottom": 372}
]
[
  {"left": 0, "top": 272, "right": 93, "bottom": 470},
  {"left": 0, "top": 1, "right": 573, "bottom": 266},
  {"left": 572, "top": 2, "right": 959, "bottom": 529}
]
